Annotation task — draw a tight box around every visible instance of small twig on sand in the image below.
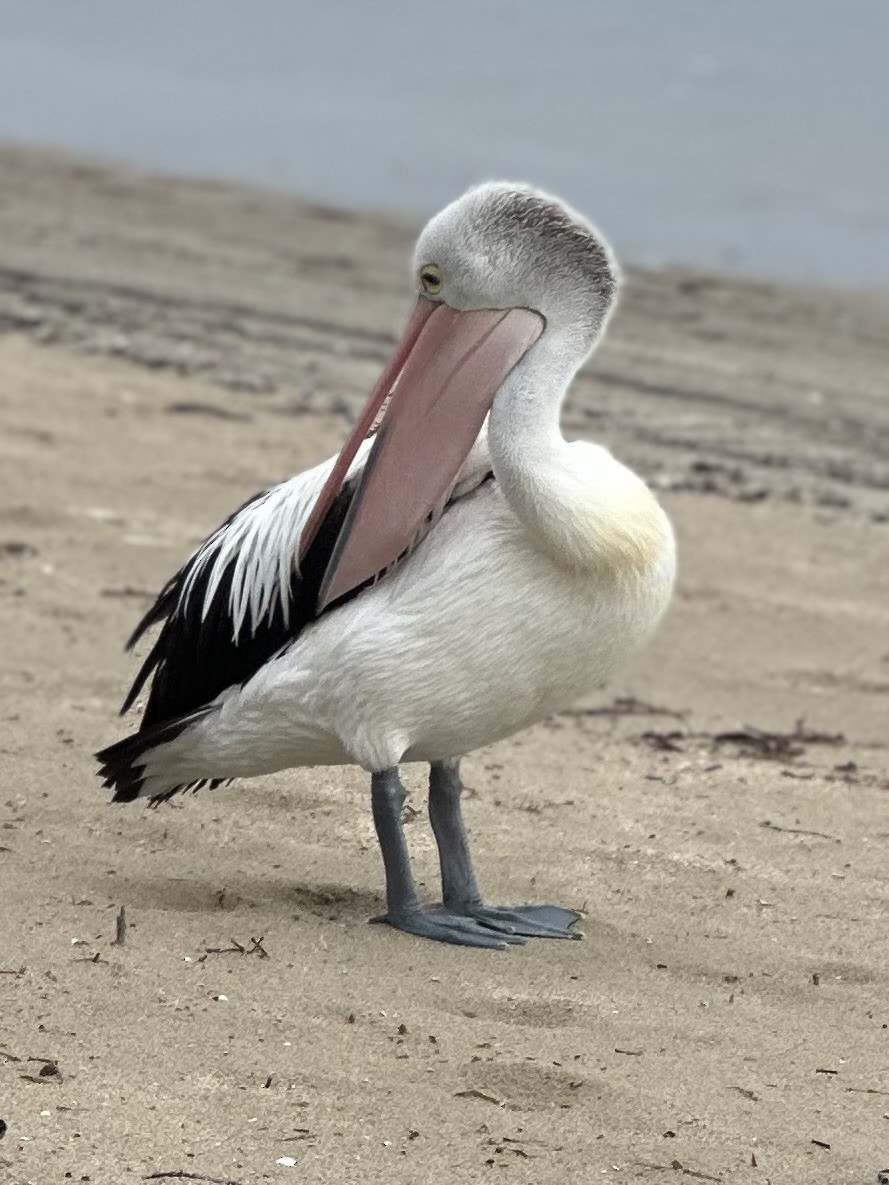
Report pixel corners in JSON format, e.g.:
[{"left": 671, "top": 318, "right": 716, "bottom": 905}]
[
  {"left": 100, "top": 586, "right": 157, "bottom": 600},
  {"left": 637, "top": 1161, "right": 721, "bottom": 1183},
  {"left": 564, "top": 696, "right": 687, "bottom": 720},
  {"left": 713, "top": 719, "right": 844, "bottom": 759},
  {"left": 165, "top": 400, "right": 253, "bottom": 423},
  {"left": 761, "top": 820, "right": 837, "bottom": 841},
  {"left": 19, "top": 1059, "right": 62, "bottom": 1084},
  {"left": 114, "top": 905, "right": 126, "bottom": 945},
  {"left": 639, "top": 718, "right": 846, "bottom": 763},
  {"left": 641, "top": 731, "right": 686, "bottom": 752},
  {"left": 454, "top": 1088, "right": 504, "bottom": 1106},
  {"left": 202, "top": 937, "right": 269, "bottom": 959},
  {"left": 144, "top": 1173, "right": 247, "bottom": 1185},
  {"left": 1, "top": 1050, "right": 56, "bottom": 1064}
]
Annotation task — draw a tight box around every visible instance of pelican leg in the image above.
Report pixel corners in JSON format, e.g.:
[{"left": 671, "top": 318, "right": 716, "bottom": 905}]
[
  {"left": 369, "top": 768, "right": 524, "bottom": 949},
  {"left": 428, "top": 759, "right": 582, "bottom": 940}
]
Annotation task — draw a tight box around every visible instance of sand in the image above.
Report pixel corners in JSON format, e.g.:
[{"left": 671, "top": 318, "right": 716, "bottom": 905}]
[{"left": 0, "top": 144, "right": 887, "bottom": 1185}]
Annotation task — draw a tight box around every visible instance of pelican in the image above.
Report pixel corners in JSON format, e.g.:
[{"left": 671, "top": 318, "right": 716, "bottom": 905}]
[{"left": 97, "top": 183, "right": 675, "bottom": 949}]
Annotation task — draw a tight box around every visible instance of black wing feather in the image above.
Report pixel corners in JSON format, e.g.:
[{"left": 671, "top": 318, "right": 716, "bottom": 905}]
[{"left": 123, "top": 480, "right": 360, "bottom": 732}]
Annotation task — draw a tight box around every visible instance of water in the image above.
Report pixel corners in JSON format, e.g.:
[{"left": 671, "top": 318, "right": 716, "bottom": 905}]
[{"left": 0, "top": 0, "right": 886, "bottom": 289}]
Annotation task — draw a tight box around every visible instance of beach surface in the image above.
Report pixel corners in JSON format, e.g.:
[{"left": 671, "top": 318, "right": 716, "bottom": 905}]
[{"left": 0, "top": 145, "right": 887, "bottom": 1185}]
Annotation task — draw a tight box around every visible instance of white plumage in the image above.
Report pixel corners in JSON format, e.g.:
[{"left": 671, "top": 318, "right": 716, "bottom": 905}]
[
  {"left": 138, "top": 431, "right": 673, "bottom": 792},
  {"left": 181, "top": 438, "right": 374, "bottom": 641}
]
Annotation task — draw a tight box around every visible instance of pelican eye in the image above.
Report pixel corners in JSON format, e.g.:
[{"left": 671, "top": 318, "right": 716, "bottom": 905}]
[{"left": 419, "top": 264, "right": 442, "bottom": 294}]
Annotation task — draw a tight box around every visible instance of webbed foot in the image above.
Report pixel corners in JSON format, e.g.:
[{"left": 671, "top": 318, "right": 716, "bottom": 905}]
[
  {"left": 461, "top": 902, "right": 582, "bottom": 939},
  {"left": 371, "top": 905, "right": 527, "bottom": 949}
]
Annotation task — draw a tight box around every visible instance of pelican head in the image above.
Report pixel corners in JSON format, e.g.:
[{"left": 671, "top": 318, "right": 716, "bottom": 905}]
[
  {"left": 414, "top": 181, "right": 619, "bottom": 348},
  {"left": 303, "top": 182, "right": 619, "bottom": 608}
]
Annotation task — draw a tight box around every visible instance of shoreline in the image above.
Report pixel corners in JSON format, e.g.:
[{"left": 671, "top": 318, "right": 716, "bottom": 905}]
[{"left": 2, "top": 142, "right": 887, "bottom": 525}]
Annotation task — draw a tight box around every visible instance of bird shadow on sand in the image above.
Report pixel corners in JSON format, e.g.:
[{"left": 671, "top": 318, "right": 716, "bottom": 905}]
[{"left": 112, "top": 874, "right": 382, "bottom": 921}]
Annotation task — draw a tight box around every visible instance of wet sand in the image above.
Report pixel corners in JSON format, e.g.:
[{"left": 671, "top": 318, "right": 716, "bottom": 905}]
[{"left": 0, "top": 144, "right": 887, "bottom": 1185}]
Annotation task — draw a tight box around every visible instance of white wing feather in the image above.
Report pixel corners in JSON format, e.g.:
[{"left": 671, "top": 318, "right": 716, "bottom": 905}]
[{"left": 180, "top": 423, "right": 492, "bottom": 643}]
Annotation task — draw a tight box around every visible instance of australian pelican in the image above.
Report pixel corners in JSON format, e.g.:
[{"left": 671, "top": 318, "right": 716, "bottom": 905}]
[{"left": 98, "top": 183, "right": 676, "bottom": 949}]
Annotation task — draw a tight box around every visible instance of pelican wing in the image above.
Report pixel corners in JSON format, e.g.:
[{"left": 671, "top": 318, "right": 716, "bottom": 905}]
[{"left": 120, "top": 429, "right": 492, "bottom": 732}]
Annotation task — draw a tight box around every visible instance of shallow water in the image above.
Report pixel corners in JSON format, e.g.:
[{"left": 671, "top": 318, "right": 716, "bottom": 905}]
[{"left": 0, "top": 0, "right": 886, "bottom": 288}]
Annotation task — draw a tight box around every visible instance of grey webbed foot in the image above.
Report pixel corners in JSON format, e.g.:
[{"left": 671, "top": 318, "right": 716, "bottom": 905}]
[
  {"left": 371, "top": 905, "right": 526, "bottom": 949},
  {"left": 459, "top": 902, "right": 582, "bottom": 939}
]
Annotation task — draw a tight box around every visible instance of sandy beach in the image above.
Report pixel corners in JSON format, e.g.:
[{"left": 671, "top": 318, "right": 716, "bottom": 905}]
[{"left": 0, "top": 144, "right": 887, "bottom": 1185}]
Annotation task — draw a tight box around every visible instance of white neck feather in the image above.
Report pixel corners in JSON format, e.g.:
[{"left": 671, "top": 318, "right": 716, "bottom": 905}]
[
  {"left": 489, "top": 328, "right": 577, "bottom": 468},
  {"left": 488, "top": 330, "right": 672, "bottom": 579}
]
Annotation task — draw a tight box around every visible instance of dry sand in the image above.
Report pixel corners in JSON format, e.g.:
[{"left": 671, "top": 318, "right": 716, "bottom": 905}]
[{"left": 0, "top": 144, "right": 887, "bottom": 1185}]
